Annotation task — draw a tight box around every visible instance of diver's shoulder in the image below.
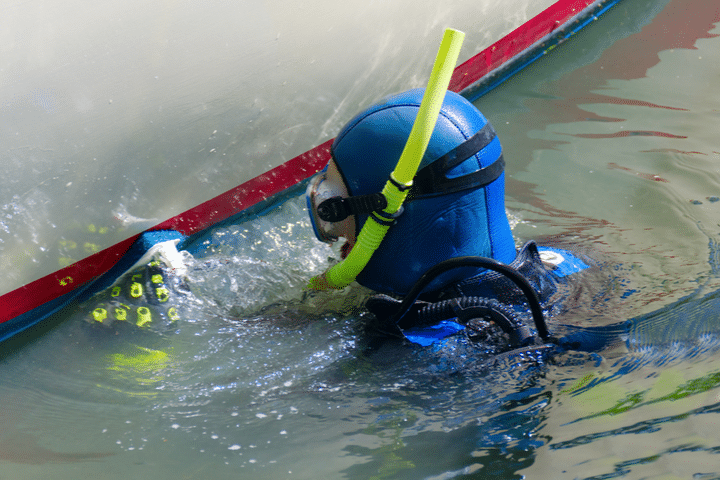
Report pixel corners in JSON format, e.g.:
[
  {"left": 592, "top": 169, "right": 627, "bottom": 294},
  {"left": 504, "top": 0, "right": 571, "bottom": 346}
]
[{"left": 444, "top": 240, "right": 596, "bottom": 302}]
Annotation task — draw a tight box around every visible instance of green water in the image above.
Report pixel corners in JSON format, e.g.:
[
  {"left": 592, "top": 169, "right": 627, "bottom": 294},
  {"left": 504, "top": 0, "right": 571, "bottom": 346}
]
[
  {"left": 2, "top": 0, "right": 720, "bottom": 479},
  {"left": 483, "top": 0, "right": 720, "bottom": 477},
  {"left": 485, "top": 0, "right": 720, "bottom": 320}
]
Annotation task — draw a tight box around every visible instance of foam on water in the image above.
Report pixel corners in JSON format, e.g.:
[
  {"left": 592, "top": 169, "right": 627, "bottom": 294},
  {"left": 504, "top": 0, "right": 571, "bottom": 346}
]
[{"left": 0, "top": 188, "right": 578, "bottom": 477}]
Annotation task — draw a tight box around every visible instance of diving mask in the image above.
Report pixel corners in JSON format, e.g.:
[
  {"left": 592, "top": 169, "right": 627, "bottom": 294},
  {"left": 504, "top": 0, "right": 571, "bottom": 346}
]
[
  {"left": 305, "top": 163, "right": 356, "bottom": 244},
  {"left": 306, "top": 160, "right": 389, "bottom": 245}
]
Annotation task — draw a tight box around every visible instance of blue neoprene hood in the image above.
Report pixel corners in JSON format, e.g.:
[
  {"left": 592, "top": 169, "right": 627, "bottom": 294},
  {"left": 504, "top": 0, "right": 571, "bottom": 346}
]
[{"left": 331, "top": 89, "right": 516, "bottom": 295}]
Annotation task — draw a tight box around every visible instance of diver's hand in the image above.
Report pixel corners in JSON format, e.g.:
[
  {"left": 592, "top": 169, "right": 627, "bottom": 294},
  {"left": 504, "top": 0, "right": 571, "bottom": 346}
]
[{"left": 306, "top": 272, "right": 335, "bottom": 291}]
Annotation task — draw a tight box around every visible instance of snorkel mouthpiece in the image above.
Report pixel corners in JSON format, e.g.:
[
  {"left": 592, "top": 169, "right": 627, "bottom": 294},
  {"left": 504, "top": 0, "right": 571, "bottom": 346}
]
[{"left": 308, "top": 28, "right": 466, "bottom": 291}]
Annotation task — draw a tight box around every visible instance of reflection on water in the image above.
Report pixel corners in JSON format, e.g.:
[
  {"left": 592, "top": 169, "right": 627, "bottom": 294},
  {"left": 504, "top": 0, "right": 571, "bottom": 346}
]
[
  {"left": 2, "top": 0, "right": 720, "bottom": 478},
  {"left": 483, "top": 0, "right": 720, "bottom": 316}
]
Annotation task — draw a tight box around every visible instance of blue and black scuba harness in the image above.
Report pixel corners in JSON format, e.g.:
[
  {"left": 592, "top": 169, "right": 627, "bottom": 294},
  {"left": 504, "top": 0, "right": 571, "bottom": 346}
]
[
  {"left": 365, "top": 242, "right": 547, "bottom": 345},
  {"left": 363, "top": 239, "right": 616, "bottom": 361}
]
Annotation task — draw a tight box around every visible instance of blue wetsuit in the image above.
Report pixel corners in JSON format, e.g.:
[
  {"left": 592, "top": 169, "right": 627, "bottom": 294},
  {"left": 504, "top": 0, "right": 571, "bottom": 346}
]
[{"left": 365, "top": 241, "right": 590, "bottom": 350}]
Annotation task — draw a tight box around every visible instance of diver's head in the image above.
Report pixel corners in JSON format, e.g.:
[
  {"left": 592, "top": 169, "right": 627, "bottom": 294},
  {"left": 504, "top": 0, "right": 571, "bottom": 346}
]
[{"left": 306, "top": 88, "right": 516, "bottom": 295}]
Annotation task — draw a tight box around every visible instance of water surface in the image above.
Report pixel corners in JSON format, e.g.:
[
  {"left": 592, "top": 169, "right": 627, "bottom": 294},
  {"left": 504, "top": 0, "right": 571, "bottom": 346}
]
[{"left": 2, "top": 0, "right": 720, "bottom": 479}]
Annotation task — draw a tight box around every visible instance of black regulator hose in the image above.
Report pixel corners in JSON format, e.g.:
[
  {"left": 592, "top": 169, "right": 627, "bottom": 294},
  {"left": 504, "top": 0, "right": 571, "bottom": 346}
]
[
  {"left": 390, "top": 256, "right": 549, "bottom": 341},
  {"left": 415, "top": 296, "right": 535, "bottom": 346}
]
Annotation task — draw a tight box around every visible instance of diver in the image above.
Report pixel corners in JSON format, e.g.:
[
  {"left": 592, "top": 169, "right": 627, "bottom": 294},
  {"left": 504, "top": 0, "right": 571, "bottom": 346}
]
[
  {"left": 76, "top": 87, "right": 595, "bottom": 359},
  {"left": 305, "top": 88, "right": 592, "bottom": 356}
]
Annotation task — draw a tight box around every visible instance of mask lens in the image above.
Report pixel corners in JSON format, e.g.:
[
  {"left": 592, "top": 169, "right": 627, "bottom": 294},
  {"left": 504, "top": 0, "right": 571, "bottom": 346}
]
[{"left": 306, "top": 171, "right": 345, "bottom": 243}]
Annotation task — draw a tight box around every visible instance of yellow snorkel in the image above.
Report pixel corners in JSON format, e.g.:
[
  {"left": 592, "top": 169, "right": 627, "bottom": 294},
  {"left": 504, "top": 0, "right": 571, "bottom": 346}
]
[{"left": 308, "top": 28, "right": 465, "bottom": 291}]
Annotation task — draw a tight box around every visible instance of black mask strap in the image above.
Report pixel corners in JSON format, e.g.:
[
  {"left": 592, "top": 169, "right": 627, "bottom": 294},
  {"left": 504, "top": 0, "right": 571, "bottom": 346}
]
[
  {"left": 410, "top": 122, "right": 505, "bottom": 199},
  {"left": 316, "top": 193, "right": 388, "bottom": 223}
]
